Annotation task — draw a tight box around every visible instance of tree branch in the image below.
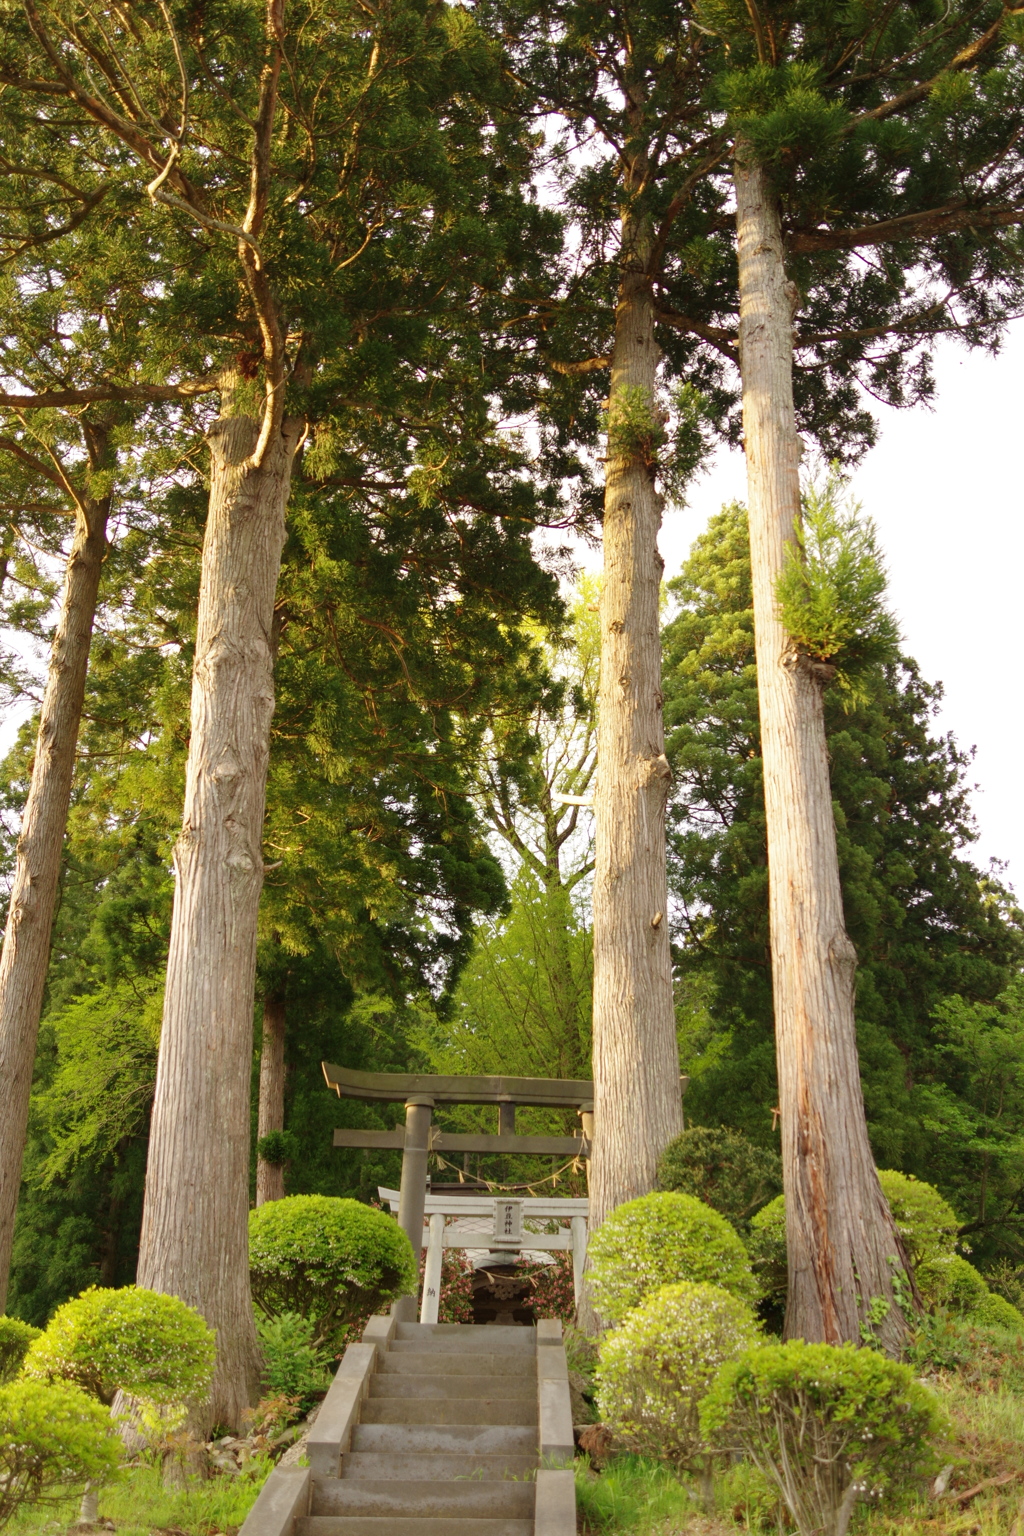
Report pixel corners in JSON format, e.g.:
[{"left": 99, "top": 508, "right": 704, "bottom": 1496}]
[
  {"left": 655, "top": 306, "right": 738, "bottom": 361},
  {"left": 0, "top": 375, "right": 225, "bottom": 409},
  {"left": 788, "top": 202, "right": 1024, "bottom": 254},
  {"left": 549, "top": 356, "right": 611, "bottom": 375},
  {"left": 846, "top": 7, "right": 1024, "bottom": 131}
]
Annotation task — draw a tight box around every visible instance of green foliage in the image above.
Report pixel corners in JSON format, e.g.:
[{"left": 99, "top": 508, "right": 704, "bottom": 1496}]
[
  {"left": 1, "top": 1454, "right": 276, "bottom": 1536},
  {"left": 596, "top": 1281, "right": 760, "bottom": 1466},
  {"left": 776, "top": 477, "right": 899, "bottom": 700},
  {"left": 414, "top": 868, "right": 592, "bottom": 1088},
  {"left": 255, "top": 1132, "right": 299, "bottom": 1170},
  {"left": 253, "top": 1313, "right": 330, "bottom": 1409},
  {"left": 30, "top": 980, "right": 163, "bottom": 1188},
  {"left": 587, "top": 1192, "right": 757, "bottom": 1326},
  {"left": 0, "top": 1379, "right": 122, "bottom": 1531},
  {"left": 877, "top": 1170, "right": 960, "bottom": 1269},
  {"left": 662, "top": 385, "right": 719, "bottom": 505},
  {"left": 0, "top": 1317, "right": 40, "bottom": 1383},
  {"left": 923, "top": 980, "right": 1024, "bottom": 1268},
  {"left": 916, "top": 1254, "right": 989, "bottom": 1312},
  {"left": 248, "top": 1196, "right": 416, "bottom": 1347},
  {"left": 572, "top": 1454, "right": 697, "bottom": 1536},
  {"left": 605, "top": 386, "right": 665, "bottom": 467},
  {"left": 973, "top": 1292, "right": 1024, "bottom": 1336},
  {"left": 746, "top": 1195, "right": 787, "bottom": 1329},
  {"left": 21, "top": 1286, "right": 215, "bottom": 1409},
  {"left": 657, "top": 1126, "right": 781, "bottom": 1229},
  {"left": 700, "top": 1342, "right": 946, "bottom": 1536}
]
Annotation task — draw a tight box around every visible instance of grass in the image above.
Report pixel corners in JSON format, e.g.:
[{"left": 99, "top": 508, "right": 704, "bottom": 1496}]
[{"left": 7, "top": 1458, "right": 275, "bottom": 1536}]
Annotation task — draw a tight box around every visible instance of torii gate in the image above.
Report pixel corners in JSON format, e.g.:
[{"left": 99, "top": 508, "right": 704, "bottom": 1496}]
[{"left": 322, "top": 1063, "right": 594, "bottom": 1320}]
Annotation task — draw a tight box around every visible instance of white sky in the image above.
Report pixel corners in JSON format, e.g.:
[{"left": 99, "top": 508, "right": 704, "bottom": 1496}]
[{"left": 650, "top": 323, "right": 1023, "bottom": 892}]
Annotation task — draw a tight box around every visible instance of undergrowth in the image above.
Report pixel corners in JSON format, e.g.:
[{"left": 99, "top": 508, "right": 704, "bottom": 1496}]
[
  {"left": 7, "top": 1458, "right": 275, "bottom": 1536},
  {"left": 579, "top": 1320, "right": 1024, "bottom": 1535}
]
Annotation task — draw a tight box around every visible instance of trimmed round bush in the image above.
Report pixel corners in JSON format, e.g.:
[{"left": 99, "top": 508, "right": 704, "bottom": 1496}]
[
  {"left": 0, "top": 1317, "right": 41, "bottom": 1384},
  {"left": 701, "top": 1342, "right": 945, "bottom": 1536},
  {"left": 877, "top": 1171, "right": 958, "bottom": 1268},
  {"left": 0, "top": 1379, "right": 121, "bottom": 1531},
  {"left": 916, "top": 1253, "right": 989, "bottom": 1312},
  {"left": 657, "top": 1127, "right": 781, "bottom": 1229},
  {"left": 596, "top": 1281, "right": 760, "bottom": 1465},
  {"left": 22, "top": 1287, "right": 215, "bottom": 1408},
  {"left": 587, "top": 1192, "right": 757, "bottom": 1325},
  {"left": 974, "top": 1291, "right": 1024, "bottom": 1335},
  {"left": 249, "top": 1195, "right": 417, "bottom": 1345}
]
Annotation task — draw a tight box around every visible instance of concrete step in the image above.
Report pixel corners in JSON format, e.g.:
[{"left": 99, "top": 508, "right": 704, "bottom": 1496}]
[
  {"left": 341, "top": 1452, "right": 537, "bottom": 1481},
  {"left": 351, "top": 1424, "right": 537, "bottom": 1456},
  {"left": 368, "top": 1374, "right": 534, "bottom": 1402},
  {"left": 297, "top": 1520, "right": 532, "bottom": 1536},
  {"left": 389, "top": 1336, "right": 534, "bottom": 1355},
  {"left": 359, "top": 1398, "right": 537, "bottom": 1426},
  {"left": 380, "top": 1352, "right": 535, "bottom": 1377},
  {"left": 394, "top": 1323, "right": 535, "bottom": 1347},
  {"left": 311, "top": 1478, "right": 534, "bottom": 1520}
]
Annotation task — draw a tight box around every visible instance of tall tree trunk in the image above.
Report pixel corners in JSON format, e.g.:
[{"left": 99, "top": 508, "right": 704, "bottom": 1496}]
[
  {"left": 734, "top": 146, "right": 911, "bottom": 1352},
  {"left": 590, "top": 216, "right": 683, "bottom": 1235},
  {"left": 136, "top": 411, "right": 300, "bottom": 1429},
  {"left": 255, "top": 992, "right": 286, "bottom": 1205},
  {"left": 0, "top": 429, "right": 112, "bottom": 1311}
]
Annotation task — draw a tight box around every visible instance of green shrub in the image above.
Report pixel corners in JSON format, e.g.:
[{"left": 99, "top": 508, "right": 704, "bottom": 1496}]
[
  {"left": 596, "top": 1282, "right": 760, "bottom": 1465},
  {"left": 0, "top": 1316, "right": 41, "bottom": 1383},
  {"left": 248, "top": 1195, "right": 417, "bottom": 1346},
  {"left": 747, "top": 1194, "right": 787, "bottom": 1326},
  {"left": 587, "top": 1192, "right": 757, "bottom": 1325},
  {"left": 254, "top": 1313, "right": 330, "bottom": 1408},
  {"left": 916, "top": 1253, "right": 989, "bottom": 1312},
  {"left": 877, "top": 1170, "right": 959, "bottom": 1268},
  {"left": 657, "top": 1127, "right": 781, "bottom": 1229},
  {"left": 0, "top": 1379, "right": 122, "bottom": 1531},
  {"left": 972, "top": 1291, "right": 1024, "bottom": 1335},
  {"left": 701, "top": 1341, "right": 945, "bottom": 1536},
  {"left": 22, "top": 1286, "right": 216, "bottom": 1408}
]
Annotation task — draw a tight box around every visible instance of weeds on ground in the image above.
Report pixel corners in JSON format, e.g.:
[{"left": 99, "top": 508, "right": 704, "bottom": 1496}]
[
  {"left": 7, "top": 1458, "right": 275, "bottom": 1536},
  {"left": 575, "top": 1453, "right": 704, "bottom": 1533}
]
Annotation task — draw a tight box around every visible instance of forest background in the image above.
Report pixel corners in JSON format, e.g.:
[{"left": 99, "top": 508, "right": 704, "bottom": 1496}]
[
  {"left": 1, "top": 0, "right": 1023, "bottom": 1335},
  {"left": 3, "top": 458, "right": 1023, "bottom": 1324}
]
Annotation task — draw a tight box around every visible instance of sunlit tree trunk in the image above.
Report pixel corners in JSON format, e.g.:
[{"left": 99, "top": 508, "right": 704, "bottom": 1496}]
[
  {"left": 0, "top": 425, "right": 112, "bottom": 1310},
  {"left": 136, "top": 410, "right": 301, "bottom": 1428},
  {"left": 734, "top": 144, "right": 912, "bottom": 1351},
  {"left": 590, "top": 188, "right": 683, "bottom": 1237}
]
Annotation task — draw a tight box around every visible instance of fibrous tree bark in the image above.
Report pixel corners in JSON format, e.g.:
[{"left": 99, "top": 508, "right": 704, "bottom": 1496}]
[
  {"left": 0, "top": 421, "right": 112, "bottom": 1311},
  {"left": 734, "top": 146, "right": 911, "bottom": 1352},
  {"left": 255, "top": 992, "right": 287, "bottom": 1205},
  {"left": 590, "top": 197, "right": 682, "bottom": 1233},
  {"left": 136, "top": 410, "right": 301, "bottom": 1427}
]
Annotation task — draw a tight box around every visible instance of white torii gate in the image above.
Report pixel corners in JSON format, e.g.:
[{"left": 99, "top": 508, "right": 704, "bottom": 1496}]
[{"left": 377, "top": 1187, "right": 589, "bottom": 1325}]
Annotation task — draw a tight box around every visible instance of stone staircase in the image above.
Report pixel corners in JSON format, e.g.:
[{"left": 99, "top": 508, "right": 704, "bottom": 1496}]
[{"left": 241, "top": 1319, "right": 575, "bottom": 1536}]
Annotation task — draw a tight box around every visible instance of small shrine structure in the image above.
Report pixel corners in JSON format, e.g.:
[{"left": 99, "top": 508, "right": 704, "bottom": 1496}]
[{"left": 322, "top": 1063, "right": 594, "bottom": 1319}]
